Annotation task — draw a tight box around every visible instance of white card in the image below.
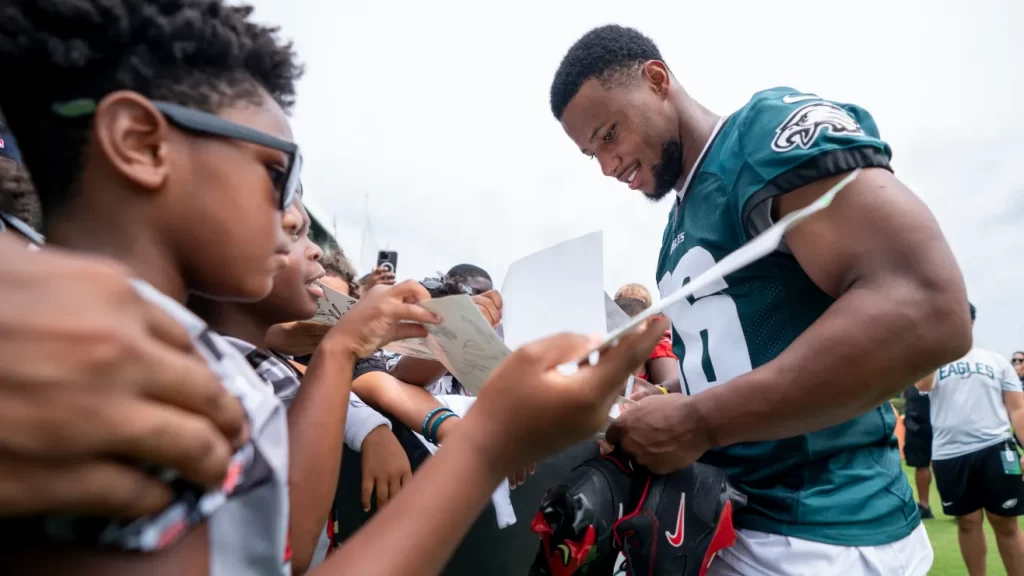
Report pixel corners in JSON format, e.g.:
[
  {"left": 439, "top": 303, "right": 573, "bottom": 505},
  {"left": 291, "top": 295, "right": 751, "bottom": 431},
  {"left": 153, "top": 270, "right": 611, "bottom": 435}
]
[
  {"left": 584, "top": 168, "right": 860, "bottom": 362},
  {"left": 311, "top": 282, "right": 358, "bottom": 325},
  {"left": 501, "top": 231, "right": 606, "bottom": 351},
  {"left": 418, "top": 295, "right": 511, "bottom": 396}
]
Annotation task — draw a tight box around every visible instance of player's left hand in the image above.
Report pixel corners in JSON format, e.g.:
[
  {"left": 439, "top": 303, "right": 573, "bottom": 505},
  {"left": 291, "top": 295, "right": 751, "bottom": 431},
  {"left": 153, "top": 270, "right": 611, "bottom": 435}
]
[{"left": 605, "top": 393, "right": 712, "bottom": 474}]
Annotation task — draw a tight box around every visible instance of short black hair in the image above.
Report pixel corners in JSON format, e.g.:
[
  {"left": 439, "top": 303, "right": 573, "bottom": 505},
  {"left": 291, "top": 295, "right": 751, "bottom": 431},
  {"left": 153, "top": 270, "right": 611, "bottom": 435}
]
[
  {"left": 550, "top": 25, "right": 663, "bottom": 119},
  {"left": 0, "top": 0, "right": 303, "bottom": 221},
  {"left": 969, "top": 302, "right": 977, "bottom": 321},
  {"left": 447, "top": 263, "right": 491, "bottom": 283},
  {"left": 614, "top": 296, "right": 648, "bottom": 318},
  {"left": 1012, "top": 351, "right": 1024, "bottom": 358}
]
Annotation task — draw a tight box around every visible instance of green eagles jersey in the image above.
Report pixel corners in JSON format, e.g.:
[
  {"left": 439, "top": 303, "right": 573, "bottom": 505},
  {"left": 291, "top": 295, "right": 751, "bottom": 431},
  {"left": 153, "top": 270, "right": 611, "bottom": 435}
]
[{"left": 656, "top": 87, "right": 918, "bottom": 546}]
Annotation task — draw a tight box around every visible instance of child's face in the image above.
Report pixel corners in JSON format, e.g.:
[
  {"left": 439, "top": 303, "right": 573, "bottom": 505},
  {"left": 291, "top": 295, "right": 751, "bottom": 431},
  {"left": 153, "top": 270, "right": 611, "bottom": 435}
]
[
  {"left": 258, "top": 201, "right": 325, "bottom": 324},
  {"left": 167, "top": 89, "right": 294, "bottom": 300}
]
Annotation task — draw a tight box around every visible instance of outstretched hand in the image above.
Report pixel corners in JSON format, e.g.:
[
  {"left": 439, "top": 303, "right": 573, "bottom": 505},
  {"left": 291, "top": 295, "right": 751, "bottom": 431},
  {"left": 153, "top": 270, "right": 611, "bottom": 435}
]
[
  {"left": 462, "top": 317, "right": 669, "bottom": 472},
  {"left": 325, "top": 281, "right": 441, "bottom": 358}
]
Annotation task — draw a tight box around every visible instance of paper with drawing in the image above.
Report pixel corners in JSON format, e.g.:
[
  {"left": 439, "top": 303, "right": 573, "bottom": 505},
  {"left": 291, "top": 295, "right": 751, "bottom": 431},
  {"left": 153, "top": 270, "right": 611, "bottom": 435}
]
[{"left": 311, "top": 282, "right": 358, "bottom": 325}]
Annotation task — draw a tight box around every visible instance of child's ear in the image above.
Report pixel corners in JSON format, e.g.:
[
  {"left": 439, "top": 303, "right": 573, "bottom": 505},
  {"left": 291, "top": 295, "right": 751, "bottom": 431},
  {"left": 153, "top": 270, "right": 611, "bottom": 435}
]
[{"left": 91, "top": 91, "right": 171, "bottom": 194}]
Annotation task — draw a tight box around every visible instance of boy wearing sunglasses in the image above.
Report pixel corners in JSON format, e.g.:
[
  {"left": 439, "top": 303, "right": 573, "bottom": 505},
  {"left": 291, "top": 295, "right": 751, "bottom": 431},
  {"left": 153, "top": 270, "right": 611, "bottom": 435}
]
[{"left": 0, "top": 0, "right": 310, "bottom": 572}]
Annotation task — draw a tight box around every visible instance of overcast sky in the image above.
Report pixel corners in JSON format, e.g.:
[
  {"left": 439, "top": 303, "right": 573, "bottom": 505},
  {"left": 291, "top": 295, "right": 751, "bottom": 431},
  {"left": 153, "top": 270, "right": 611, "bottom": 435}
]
[{"left": 248, "top": 0, "right": 1022, "bottom": 355}]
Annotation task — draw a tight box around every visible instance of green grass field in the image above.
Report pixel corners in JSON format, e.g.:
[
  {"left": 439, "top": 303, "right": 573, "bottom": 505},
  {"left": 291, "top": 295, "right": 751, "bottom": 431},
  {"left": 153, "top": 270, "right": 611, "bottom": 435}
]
[{"left": 904, "top": 464, "right": 1022, "bottom": 575}]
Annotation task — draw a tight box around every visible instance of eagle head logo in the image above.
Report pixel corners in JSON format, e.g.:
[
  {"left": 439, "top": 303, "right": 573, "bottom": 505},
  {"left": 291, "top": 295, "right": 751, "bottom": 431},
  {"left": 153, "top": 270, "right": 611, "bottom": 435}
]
[{"left": 771, "top": 101, "right": 863, "bottom": 152}]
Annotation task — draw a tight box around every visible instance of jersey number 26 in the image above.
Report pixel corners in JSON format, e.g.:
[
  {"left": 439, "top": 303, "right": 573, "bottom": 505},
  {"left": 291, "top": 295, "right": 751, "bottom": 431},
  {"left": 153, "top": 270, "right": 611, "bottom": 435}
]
[{"left": 658, "top": 246, "right": 753, "bottom": 396}]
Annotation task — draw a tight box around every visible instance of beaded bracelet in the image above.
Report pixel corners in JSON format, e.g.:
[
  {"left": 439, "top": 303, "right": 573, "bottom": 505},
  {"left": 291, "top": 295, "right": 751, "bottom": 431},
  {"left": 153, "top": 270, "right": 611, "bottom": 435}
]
[
  {"left": 421, "top": 407, "right": 452, "bottom": 438},
  {"left": 428, "top": 412, "right": 459, "bottom": 446}
]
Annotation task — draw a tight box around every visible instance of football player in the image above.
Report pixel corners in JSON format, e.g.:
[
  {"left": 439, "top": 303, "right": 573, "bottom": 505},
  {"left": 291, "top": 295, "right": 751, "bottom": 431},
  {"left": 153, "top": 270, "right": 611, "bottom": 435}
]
[{"left": 550, "top": 25, "right": 971, "bottom": 576}]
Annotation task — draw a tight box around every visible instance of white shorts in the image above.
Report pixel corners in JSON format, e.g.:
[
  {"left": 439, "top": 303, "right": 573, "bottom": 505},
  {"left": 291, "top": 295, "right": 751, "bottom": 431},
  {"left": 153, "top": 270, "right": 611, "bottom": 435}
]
[{"left": 707, "top": 523, "right": 933, "bottom": 576}]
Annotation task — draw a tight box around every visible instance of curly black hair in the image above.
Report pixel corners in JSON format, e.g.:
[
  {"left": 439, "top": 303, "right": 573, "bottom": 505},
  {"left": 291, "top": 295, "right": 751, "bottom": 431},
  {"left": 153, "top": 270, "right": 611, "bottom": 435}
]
[
  {"left": 550, "top": 25, "right": 663, "bottom": 120},
  {"left": 0, "top": 0, "right": 303, "bottom": 220},
  {"left": 321, "top": 249, "right": 360, "bottom": 297}
]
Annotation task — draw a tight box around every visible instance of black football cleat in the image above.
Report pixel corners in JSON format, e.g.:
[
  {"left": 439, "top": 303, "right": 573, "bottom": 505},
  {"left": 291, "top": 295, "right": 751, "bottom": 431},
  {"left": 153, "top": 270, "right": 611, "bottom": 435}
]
[
  {"left": 529, "top": 452, "right": 639, "bottom": 576},
  {"left": 612, "top": 462, "right": 745, "bottom": 576}
]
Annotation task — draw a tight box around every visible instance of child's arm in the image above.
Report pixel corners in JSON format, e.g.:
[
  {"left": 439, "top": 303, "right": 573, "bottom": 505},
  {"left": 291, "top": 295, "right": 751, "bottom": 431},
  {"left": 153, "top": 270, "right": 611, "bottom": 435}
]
[
  {"left": 351, "top": 371, "right": 459, "bottom": 442},
  {"left": 315, "top": 320, "right": 667, "bottom": 576}
]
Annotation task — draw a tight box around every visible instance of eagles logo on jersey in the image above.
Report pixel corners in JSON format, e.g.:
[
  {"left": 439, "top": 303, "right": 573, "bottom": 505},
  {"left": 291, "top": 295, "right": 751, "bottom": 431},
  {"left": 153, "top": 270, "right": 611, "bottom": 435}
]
[{"left": 771, "top": 100, "right": 864, "bottom": 152}]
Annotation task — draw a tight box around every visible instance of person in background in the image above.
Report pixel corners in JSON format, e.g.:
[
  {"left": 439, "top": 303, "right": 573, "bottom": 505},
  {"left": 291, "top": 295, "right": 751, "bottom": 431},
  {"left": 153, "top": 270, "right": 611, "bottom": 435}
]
[
  {"left": 191, "top": 199, "right": 414, "bottom": 574},
  {"left": 613, "top": 295, "right": 677, "bottom": 386},
  {"left": 917, "top": 304, "right": 1024, "bottom": 576},
  {"left": 1013, "top": 351, "right": 1024, "bottom": 385},
  {"left": 902, "top": 383, "right": 935, "bottom": 519},
  {"left": 321, "top": 249, "right": 361, "bottom": 297},
  {"left": 615, "top": 282, "right": 653, "bottom": 309}
]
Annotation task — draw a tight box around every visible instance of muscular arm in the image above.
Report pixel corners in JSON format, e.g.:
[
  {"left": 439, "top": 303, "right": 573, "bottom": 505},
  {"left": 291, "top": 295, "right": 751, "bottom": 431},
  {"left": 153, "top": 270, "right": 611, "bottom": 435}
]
[
  {"left": 286, "top": 340, "right": 357, "bottom": 575},
  {"left": 694, "top": 168, "right": 971, "bottom": 446}
]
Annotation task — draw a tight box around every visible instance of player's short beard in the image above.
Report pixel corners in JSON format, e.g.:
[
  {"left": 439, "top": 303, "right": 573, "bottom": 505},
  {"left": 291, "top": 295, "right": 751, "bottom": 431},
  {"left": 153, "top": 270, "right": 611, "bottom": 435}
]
[{"left": 646, "top": 139, "right": 683, "bottom": 202}]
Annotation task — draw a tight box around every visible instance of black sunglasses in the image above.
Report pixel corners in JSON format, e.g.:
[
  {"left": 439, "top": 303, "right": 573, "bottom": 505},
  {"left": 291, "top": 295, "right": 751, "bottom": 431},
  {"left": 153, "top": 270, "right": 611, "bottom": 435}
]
[
  {"left": 1013, "top": 358, "right": 1024, "bottom": 364},
  {"left": 52, "top": 98, "right": 301, "bottom": 210}
]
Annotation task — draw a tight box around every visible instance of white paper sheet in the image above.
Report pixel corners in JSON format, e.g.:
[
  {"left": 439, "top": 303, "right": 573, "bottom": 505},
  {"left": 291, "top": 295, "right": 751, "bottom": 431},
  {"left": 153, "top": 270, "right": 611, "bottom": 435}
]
[
  {"left": 582, "top": 169, "right": 860, "bottom": 363},
  {"left": 418, "top": 295, "right": 511, "bottom": 395},
  {"left": 501, "top": 231, "right": 606, "bottom": 351},
  {"left": 604, "top": 293, "right": 631, "bottom": 332},
  {"left": 311, "top": 282, "right": 358, "bottom": 325}
]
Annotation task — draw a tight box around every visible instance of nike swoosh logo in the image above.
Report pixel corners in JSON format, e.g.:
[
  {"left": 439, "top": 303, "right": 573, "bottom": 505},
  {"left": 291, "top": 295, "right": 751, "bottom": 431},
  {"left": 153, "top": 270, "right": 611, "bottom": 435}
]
[
  {"left": 782, "top": 94, "right": 820, "bottom": 104},
  {"left": 942, "top": 501, "right": 953, "bottom": 506},
  {"left": 665, "top": 492, "right": 686, "bottom": 547}
]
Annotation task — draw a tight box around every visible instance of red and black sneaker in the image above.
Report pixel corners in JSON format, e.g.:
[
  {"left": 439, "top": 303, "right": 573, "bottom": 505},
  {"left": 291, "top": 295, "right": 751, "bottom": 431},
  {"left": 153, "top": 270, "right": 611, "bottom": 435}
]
[
  {"left": 611, "top": 462, "right": 744, "bottom": 576},
  {"left": 528, "top": 451, "right": 640, "bottom": 576}
]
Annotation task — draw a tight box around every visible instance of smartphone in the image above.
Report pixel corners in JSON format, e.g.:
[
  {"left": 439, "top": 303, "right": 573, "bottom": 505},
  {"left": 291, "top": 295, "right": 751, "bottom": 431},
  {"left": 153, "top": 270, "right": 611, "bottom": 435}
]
[{"left": 376, "top": 250, "right": 399, "bottom": 275}]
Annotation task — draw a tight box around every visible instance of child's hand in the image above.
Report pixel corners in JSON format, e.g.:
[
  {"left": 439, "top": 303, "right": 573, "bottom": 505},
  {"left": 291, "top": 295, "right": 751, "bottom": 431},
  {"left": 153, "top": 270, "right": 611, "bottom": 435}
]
[
  {"left": 327, "top": 281, "right": 440, "bottom": 358},
  {"left": 461, "top": 317, "right": 668, "bottom": 474},
  {"left": 360, "top": 427, "right": 413, "bottom": 511}
]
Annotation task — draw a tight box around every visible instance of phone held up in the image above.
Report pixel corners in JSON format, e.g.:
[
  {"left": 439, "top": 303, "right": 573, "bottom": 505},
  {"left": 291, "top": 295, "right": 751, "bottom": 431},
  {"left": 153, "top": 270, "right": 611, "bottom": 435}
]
[{"left": 377, "top": 250, "right": 399, "bottom": 276}]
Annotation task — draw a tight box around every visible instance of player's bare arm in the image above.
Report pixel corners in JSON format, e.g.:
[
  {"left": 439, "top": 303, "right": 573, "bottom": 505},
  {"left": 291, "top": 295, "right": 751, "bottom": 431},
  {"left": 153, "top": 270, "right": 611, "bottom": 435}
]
[{"left": 694, "top": 167, "right": 971, "bottom": 446}]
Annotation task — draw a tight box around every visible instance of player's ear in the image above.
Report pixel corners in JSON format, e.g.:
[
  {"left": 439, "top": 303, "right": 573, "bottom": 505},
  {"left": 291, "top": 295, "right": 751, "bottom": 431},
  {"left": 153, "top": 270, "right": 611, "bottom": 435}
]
[{"left": 642, "top": 61, "right": 671, "bottom": 97}]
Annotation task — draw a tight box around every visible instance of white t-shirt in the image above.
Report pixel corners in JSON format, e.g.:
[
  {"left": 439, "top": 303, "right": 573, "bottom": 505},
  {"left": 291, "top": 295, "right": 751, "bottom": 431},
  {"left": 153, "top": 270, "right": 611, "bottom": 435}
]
[{"left": 928, "top": 347, "right": 1023, "bottom": 460}]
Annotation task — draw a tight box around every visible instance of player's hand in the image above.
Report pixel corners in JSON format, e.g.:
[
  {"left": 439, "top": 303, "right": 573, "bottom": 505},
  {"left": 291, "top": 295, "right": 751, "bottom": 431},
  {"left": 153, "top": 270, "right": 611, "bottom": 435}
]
[
  {"left": 628, "top": 377, "right": 662, "bottom": 401},
  {"left": 605, "top": 393, "right": 712, "bottom": 474},
  {"left": 463, "top": 317, "right": 668, "bottom": 472},
  {"left": 361, "top": 266, "right": 397, "bottom": 292},
  {"left": 360, "top": 427, "right": 412, "bottom": 511},
  {"left": 0, "top": 240, "right": 247, "bottom": 516},
  {"left": 472, "top": 290, "right": 502, "bottom": 327},
  {"left": 325, "top": 281, "right": 440, "bottom": 358},
  {"left": 265, "top": 321, "right": 333, "bottom": 357}
]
